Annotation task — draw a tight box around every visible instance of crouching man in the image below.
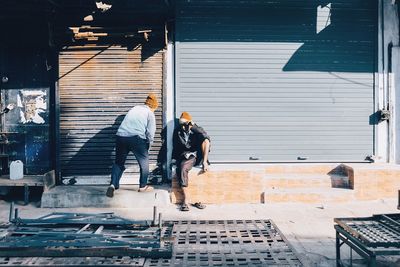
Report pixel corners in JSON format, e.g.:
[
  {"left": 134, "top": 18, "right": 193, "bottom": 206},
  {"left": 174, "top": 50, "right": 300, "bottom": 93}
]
[{"left": 172, "top": 112, "right": 210, "bottom": 211}]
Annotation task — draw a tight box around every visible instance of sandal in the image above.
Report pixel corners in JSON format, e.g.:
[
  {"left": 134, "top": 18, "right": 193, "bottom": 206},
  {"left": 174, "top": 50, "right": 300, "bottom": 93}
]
[
  {"left": 180, "top": 204, "right": 190, "bottom": 211},
  {"left": 192, "top": 202, "right": 206, "bottom": 209},
  {"left": 138, "top": 185, "right": 154, "bottom": 192}
]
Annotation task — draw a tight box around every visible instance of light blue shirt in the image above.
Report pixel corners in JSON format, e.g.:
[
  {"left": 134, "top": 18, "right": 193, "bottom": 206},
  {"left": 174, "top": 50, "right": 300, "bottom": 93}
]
[{"left": 117, "top": 105, "right": 156, "bottom": 143}]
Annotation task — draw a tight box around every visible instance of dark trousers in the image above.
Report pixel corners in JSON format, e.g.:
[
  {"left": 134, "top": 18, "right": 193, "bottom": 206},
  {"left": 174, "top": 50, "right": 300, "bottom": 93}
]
[
  {"left": 176, "top": 156, "right": 196, "bottom": 187},
  {"left": 110, "top": 136, "right": 149, "bottom": 189}
]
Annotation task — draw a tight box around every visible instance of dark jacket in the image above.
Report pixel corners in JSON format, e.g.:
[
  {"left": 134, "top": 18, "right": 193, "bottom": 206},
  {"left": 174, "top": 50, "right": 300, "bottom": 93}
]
[{"left": 172, "top": 124, "right": 210, "bottom": 165}]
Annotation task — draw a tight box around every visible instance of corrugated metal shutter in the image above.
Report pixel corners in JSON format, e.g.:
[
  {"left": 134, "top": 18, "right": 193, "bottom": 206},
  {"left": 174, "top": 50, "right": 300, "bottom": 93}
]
[
  {"left": 175, "top": 0, "right": 376, "bottom": 162},
  {"left": 59, "top": 45, "right": 163, "bottom": 183}
]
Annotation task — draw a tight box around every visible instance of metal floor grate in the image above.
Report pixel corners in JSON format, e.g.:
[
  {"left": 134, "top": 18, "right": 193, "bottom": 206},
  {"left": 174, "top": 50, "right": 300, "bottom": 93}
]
[
  {"left": 146, "top": 219, "right": 302, "bottom": 267},
  {"left": 0, "top": 219, "right": 301, "bottom": 266}
]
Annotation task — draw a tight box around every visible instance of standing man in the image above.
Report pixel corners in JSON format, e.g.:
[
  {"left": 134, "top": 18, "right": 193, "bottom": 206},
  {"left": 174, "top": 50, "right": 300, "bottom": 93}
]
[
  {"left": 172, "top": 112, "right": 211, "bottom": 211},
  {"left": 106, "top": 93, "right": 158, "bottom": 198}
]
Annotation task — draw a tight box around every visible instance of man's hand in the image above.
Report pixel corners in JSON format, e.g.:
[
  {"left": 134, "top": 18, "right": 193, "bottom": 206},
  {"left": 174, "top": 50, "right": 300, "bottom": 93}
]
[
  {"left": 202, "top": 161, "right": 210, "bottom": 172},
  {"left": 170, "top": 159, "right": 177, "bottom": 169},
  {"left": 201, "top": 139, "right": 210, "bottom": 173}
]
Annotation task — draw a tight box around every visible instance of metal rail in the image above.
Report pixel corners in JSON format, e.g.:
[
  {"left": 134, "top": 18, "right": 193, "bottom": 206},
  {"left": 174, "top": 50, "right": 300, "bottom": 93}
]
[{"left": 335, "top": 213, "right": 400, "bottom": 267}]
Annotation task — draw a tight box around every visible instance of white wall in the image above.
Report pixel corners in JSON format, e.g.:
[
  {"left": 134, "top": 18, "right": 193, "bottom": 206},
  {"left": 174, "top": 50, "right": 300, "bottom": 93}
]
[
  {"left": 165, "top": 40, "right": 175, "bottom": 180},
  {"left": 379, "top": 0, "right": 399, "bottom": 162},
  {"left": 394, "top": 47, "right": 400, "bottom": 163}
]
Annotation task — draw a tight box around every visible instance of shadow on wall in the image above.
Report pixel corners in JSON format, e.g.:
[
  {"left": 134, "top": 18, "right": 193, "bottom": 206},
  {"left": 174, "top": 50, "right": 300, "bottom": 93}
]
[
  {"left": 57, "top": 0, "right": 168, "bottom": 62},
  {"left": 176, "top": 0, "right": 377, "bottom": 73},
  {"left": 61, "top": 115, "right": 125, "bottom": 178},
  {"left": 1, "top": 0, "right": 170, "bottom": 60},
  {"left": 327, "top": 164, "right": 354, "bottom": 189},
  {"left": 154, "top": 119, "right": 176, "bottom": 183},
  {"left": 61, "top": 32, "right": 164, "bottom": 63},
  {"left": 283, "top": 1, "right": 376, "bottom": 73}
]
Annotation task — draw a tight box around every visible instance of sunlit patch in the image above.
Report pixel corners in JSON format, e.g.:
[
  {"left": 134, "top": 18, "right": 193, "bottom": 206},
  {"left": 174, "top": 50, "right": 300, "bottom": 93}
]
[
  {"left": 317, "top": 3, "right": 332, "bottom": 34},
  {"left": 96, "top": 1, "right": 112, "bottom": 12}
]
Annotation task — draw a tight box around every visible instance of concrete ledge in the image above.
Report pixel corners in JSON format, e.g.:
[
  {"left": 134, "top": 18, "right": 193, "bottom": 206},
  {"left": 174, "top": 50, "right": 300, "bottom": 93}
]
[
  {"left": 170, "top": 163, "right": 400, "bottom": 204},
  {"left": 41, "top": 185, "right": 171, "bottom": 208}
]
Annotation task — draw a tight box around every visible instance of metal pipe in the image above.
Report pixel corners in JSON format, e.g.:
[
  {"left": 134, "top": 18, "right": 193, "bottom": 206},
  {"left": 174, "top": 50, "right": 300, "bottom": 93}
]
[
  {"left": 158, "top": 213, "right": 162, "bottom": 229},
  {"left": 152, "top": 206, "right": 157, "bottom": 226},
  {"left": 9, "top": 202, "right": 14, "bottom": 223}
]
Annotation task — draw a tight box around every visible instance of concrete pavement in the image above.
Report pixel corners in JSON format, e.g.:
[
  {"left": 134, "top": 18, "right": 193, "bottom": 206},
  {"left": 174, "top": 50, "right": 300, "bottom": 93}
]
[{"left": 0, "top": 197, "right": 399, "bottom": 266}]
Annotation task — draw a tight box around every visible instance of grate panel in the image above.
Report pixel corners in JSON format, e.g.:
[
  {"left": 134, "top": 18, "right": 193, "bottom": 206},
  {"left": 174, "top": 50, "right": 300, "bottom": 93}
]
[
  {"left": 335, "top": 214, "right": 400, "bottom": 248},
  {"left": 145, "top": 219, "right": 302, "bottom": 267},
  {"left": 349, "top": 221, "right": 400, "bottom": 244}
]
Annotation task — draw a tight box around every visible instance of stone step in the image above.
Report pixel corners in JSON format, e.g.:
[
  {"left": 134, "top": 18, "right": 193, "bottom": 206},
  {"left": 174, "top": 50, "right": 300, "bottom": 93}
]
[
  {"left": 41, "top": 185, "right": 171, "bottom": 208},
  {"left": 348, "top": 164, "right": 400, "bottom": 200},
  {"left": 170, "top": 170, "right": 263, "bottom": 204},
  {"left": 262, "top": 188, "right": 356, "bottom": 204},
  {"left": 170, "top": 165, "right": 353, "bottom": 204},
  {"left": 170, "top": 163, "right": 400, "bottom": 204}
]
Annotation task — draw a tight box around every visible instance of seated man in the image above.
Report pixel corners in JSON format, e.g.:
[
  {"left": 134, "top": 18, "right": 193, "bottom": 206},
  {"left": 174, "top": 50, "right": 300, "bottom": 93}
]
[{"left": 172, "top": 112, "right": 210, "bottom": 211}]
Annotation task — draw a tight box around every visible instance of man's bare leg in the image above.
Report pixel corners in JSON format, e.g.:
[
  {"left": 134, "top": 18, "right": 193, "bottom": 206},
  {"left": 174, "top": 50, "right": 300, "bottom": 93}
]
[{"left": 182, "top": 186, "right": 189, "bottom": 206}]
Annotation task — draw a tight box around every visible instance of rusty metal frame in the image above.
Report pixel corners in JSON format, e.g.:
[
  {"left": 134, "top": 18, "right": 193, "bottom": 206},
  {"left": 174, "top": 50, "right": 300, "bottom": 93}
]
[
  {"left": 398, "top": 190, "right": 400, "bottom": 210},
  {"left": 1, "top": 204, "right": 173, "bottom": 259},
  {"left": 334, "top": 214, "right": 400, "bottom": 248},
  {"left": 13, "top": 212, "right": 151, "bottom": 227},
  {"left": 335, "top": 213, "right": 400, "bottom": 267},
  {"left": 0, "top": 232, "right": 171, "bottom": 258}
]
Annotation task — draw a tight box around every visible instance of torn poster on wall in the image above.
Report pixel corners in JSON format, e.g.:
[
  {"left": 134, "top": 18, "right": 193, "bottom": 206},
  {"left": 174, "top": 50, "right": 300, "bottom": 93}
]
[{"left": 17, "top": 90, "right": 47, "bottom": 124}]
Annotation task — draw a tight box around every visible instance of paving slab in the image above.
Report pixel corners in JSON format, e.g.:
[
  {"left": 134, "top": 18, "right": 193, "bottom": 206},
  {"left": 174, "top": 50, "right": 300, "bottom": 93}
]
[{"left": 0, "top": 197, "right": 399, "bottom": 266}]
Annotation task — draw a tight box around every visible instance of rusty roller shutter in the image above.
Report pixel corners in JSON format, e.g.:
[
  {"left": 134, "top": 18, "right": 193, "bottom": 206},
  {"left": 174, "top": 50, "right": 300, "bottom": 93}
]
[{"left": 59, "top": 45, "right": 163, "bottom": 184}]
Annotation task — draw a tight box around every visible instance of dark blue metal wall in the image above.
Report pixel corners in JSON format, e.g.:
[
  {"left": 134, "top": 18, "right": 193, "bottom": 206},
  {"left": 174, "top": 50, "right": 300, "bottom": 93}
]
[{"left": 1, "top": 49, "right": 53, "bottom": 174}]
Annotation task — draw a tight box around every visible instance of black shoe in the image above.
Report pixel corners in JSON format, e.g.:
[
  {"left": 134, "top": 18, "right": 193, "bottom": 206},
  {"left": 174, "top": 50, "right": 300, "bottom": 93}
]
[{"left": 106, "top": 185, "right": 115, "bottom": 198}]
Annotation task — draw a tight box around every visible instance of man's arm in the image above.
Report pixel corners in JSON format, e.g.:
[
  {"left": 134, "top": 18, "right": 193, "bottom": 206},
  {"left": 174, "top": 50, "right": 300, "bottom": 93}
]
[
  {"left": 201, "top": 139, "right": 210, "bottom": 172},
  {"left": 146, "top": 112, "right": 156, "bottom": 144},
  {"left": 171, "top": 128, "right": 179, "bottom": 161},
  {"left": 192, "top": 125, "right": 211, "bottom": 172},
  {"left": 193, "top": 125, "right": 210, "bottom": 141}
]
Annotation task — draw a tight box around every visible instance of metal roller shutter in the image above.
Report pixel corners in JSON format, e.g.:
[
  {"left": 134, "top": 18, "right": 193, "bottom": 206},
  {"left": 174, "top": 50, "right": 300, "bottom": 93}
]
[
  {"left": 59, "top": 45, "right": 163, "bottom": 183},
  {"left": 175, "top": 0, "right": 376, "bottom": 162}
]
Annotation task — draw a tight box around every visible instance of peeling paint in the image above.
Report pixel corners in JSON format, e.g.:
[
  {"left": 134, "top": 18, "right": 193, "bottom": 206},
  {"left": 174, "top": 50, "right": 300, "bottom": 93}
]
[{"left": 17, "top": 90, "right": 47, "bottom": 124}]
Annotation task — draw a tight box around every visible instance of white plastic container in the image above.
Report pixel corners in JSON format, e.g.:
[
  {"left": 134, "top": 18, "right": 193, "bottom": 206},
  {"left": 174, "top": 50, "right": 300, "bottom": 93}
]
[{"left": 10, "top": 160, "right": 24, "bottom": 180}]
